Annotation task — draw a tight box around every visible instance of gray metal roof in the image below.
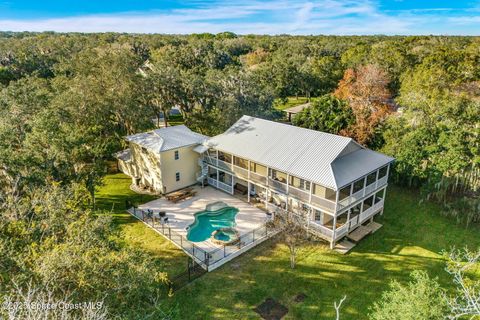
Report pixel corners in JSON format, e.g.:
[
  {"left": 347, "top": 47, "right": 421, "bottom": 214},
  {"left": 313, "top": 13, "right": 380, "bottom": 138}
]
[
  {"left": 206, "top": 116, "right": 394, "bottom": 190},
  {"left": 115, "top": 149, "right": 132, "bottom": 162},
  {"left": 332, "top": 149, "right": 394, "bottom": 189},
  {"left": 125, "top": 125, "right": 207, "bottom": 153}
]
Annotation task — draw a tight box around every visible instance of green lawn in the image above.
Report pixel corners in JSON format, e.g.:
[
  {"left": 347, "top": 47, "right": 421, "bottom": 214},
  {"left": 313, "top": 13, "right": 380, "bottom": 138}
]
[
  {"left": 274, "top": 97, "right": 310, "bottom": 111},
  {"left": 96, "top": 173, "right": 187, "bottom": 276},
  {"left": 97, "top": 174, "right": 480, "bottom": 319}
]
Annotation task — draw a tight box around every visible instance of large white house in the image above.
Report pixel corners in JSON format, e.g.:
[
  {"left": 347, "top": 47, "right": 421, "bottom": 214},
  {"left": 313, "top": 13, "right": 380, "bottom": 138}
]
[{"left": 118, "top": 116, "right": 394, "bottom": 249}]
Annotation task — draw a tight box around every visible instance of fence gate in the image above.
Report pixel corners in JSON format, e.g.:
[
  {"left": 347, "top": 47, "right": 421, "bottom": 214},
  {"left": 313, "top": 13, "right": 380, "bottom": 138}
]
[{"left": 169, "top": 258, "right": 207, "bottom": 292}]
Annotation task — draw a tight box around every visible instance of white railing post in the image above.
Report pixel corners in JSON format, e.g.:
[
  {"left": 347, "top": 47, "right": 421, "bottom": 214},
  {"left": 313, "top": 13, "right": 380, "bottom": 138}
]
[
  {"left": 363, "top": 176, "right": 367, "bottom": 197},
  {"left": 309, "top": 181, "right": 313, "bottom": 204}
]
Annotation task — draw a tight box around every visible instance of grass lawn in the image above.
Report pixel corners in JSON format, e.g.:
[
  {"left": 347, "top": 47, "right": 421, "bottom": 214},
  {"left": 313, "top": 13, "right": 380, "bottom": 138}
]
[
  {"left": 274, "top": 97, "right": 310, "bottom": 111},
  {"left": 97, "top": 173, "right": 480, "bottom": 319},
  {"left": 96, "top": 173, "right": 187, "bottom": 276}
]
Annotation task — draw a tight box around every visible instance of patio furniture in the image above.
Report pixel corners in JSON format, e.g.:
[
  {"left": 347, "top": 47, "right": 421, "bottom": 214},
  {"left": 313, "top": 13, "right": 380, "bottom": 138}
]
[{"left": 234, "top": 183, "right": 248, "bottom": 195}]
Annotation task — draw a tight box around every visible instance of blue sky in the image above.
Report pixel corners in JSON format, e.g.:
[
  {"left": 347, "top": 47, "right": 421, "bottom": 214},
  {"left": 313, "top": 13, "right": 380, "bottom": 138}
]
[{"left": 0, "top": 0, "right": 479, "bottom": 35}]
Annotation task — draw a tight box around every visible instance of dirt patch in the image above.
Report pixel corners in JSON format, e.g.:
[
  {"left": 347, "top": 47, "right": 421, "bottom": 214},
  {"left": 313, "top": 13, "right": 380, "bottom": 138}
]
[
  {"left": 254, "top": 298, "right": 288, "bottom": 320},
  {"left": 294, "top": 293, "right": 307, "bottom": 303}
]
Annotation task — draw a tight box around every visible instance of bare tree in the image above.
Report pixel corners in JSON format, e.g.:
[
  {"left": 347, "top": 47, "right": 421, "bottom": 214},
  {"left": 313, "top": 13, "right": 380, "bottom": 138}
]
[
  {"left": 272, "top": 211, "right": 307, "bottom": 269},
  {"left": 334, "top": 295, "right": 347, "bottom": 320},
  {"left": 445, "top": 248, "right": 480, "bottom": 319}
]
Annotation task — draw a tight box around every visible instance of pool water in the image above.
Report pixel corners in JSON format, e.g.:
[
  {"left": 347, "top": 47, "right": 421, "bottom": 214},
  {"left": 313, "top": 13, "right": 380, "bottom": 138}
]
[{"left": 187, "top": 206, "right": 239, "bottom": 242}]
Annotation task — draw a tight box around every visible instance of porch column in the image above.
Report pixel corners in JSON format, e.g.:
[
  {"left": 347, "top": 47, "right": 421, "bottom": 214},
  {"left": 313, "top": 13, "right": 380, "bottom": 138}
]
[
  {"left": 346, "top": 208, "right": 351, "bottom": 233},
  {"left": 216, "top": 169, "right": 219, "bottom": 189},
  {"left": 381, "top": 188, "right": 387, "bottom": 215},
  {"left": 247, "top": 182, "right": 251, "bottom": 202},
  {"left": 308, "top": 181, "right": 313, "bottom": 203},
  {"left": 330, "top": 190, "right": 340, "bottom": 249}
]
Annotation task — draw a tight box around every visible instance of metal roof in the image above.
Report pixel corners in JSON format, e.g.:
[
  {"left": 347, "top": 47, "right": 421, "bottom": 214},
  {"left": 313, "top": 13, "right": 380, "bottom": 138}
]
[
  {"left": 125, "top": 125, "right": 207, "bottom": 153},
  {"left": 332, "top": 149, "right": 395, "bottom": 189},
  {"left": 206, "top": 116, "right": 394, "bottom": 190},
  {"left": 115, "top": 149, "right": 132, "bottom": 162}
]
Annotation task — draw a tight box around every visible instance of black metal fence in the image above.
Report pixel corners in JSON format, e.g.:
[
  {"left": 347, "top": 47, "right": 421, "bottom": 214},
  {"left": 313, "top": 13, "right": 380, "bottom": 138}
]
[{"left": 130, "top": 207, "right": 277, "bottom": 275}]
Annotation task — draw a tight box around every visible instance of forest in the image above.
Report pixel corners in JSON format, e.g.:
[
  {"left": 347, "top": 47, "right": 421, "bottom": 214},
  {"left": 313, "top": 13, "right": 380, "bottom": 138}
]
[{"left": 0, "top": 32, "right": 479, "bottom": 318}]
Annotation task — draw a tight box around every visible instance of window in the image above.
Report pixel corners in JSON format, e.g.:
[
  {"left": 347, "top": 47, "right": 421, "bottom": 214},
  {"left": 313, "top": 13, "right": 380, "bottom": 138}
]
[
  {"left": 290, "top": 175, "right": 310, "bottom": 191},
  {"left": 378, "top": 166, "right": 388, "bottom": 179},
  {"left": 363, "top": 195, "right": 374, "bottom": 210},
  {"left": 314, "top": 210, "right": 322, "bottom": 221},
  {"left": 353, "top": 179, "right": 364, "bottom": 193},
  {"left": 175, "top": 172, "right": 180, "bottom": 182},
  {"left": 339, "top": 184, "right": 351, "bottom": 200},
  {"left": 174, "top": 150, "right": 179, "bottom": 160},
  {"left": 366, "top": 172, "right": 377, "bottom": 186},
  {"left": 269, "top": 168, "right": 287, "bottom": 183},
  {"left": 374, "top": 190, "right": 384, "bottom": 204},
  {"left": 233, "top": 156, "right": 248, "bottom": 169}
]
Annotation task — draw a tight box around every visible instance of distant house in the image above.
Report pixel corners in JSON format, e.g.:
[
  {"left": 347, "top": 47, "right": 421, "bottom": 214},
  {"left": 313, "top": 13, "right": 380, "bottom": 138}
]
[
  {"left": 284, "top": 102, "right": 311, "bottom": 122},
  {"left": 117, "top": 125, "right": 207, "bottom": 194}
]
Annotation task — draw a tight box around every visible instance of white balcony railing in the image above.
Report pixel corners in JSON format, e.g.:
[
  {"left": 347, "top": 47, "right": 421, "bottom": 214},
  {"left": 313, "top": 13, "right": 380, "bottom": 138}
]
[
  {"left": 217, "top": 159, "right": 233, "bottom": 172},
  {"left": 377, "top": 175, "right": 388, "bottom": 188},
  {"left": 288, "top": 186, "right": 310, "bottom": 202},
  {"left": 250, "top": 171, "right": 267, "bottom": 185},
  {"left": 359, "top": 199, "right": 384, "bottom": 223},
  {"left": 364, "top": 182, "right": 377, "bottom": 196},
  {"left": 311, "top": 194, "right": 336, "bottom": 212},
  {"left": 232, "top": 165, "right": 249, "bottom": 179},
  {"left": 207, "top": 177, "right": 217, "bottom": 188},
  {"left": 308, "top": 222, "right": 333, "bottom": 238},
  {"left": 217, "top": 180, "right": 233, "bottom": 194},
  {"left": 335, "top": 224, "right": 349, "bottom": 240},
  {"left": 268, "top": 178, "right": 287, "bottom": 194}
]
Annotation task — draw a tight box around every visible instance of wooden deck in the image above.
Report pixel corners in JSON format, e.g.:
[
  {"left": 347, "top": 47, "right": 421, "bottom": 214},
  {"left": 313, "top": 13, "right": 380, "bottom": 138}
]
[
  {"left": 346, "top": 221, "right": 383, "bottom": 243},
  {"left": 334, "top": 239, "right": 356, "bottom": 254}
]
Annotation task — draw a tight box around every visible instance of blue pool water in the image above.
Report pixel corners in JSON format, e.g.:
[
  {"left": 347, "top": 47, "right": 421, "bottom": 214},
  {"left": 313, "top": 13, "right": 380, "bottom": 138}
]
[{"left": 187, "top": 206, "right": 239, "bottom": 242}]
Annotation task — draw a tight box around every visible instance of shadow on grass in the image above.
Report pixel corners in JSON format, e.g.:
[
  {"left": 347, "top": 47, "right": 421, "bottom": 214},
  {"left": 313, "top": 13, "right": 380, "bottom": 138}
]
[{"left": 169, "top": 184, "right": 480, "bottom": 320}]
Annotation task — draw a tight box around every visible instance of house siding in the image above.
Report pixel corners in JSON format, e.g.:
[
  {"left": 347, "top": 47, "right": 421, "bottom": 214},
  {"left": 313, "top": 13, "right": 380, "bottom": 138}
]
[{"left": 160, "top": 145, "right": 200, "bottom": 194}]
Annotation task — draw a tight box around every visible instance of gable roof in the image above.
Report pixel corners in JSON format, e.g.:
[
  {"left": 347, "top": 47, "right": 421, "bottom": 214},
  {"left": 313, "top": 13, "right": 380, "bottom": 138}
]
[
  {"left": 125, "top": 125, "right": 207, "bottom": 153},
  {"left": 206, "top": 116, "right": 394, "bottom": 190}
]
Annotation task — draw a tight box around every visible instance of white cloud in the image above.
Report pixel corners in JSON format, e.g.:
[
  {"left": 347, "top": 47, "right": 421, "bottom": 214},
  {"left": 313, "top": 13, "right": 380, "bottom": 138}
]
[{"left": 0, "top": 0, "right": 478, "bottom": 35}]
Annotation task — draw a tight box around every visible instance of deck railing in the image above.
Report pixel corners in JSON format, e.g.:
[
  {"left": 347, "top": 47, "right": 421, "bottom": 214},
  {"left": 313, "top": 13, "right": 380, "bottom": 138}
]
[
  {"left": 232, "top": 165, "right": 249, "bottom": 179},
  {"left": 310, "top": 194, "right": 336, "bottom": 212},
  {"left": 335, "top": 223, "right": 349, "bottom": 240},
  {"left": 250, "top": 171, "right": 267, "bottom": 185},
  {"left": 217, "top": 180, "right": 233, "bottom": 194},
  {"left": 359, "top": 199, "right": 384, "bottom": 223},
  {"left": 217, "top": 159, "right": 232, "bottom": 172},
  {"left": 268, "top": 178, "right": 287, "bottom": 194},
  {"left": 131, "top": 207, "right": 211, "bottom": 268},
  {"left": 288, "top": 186, "right": 310, "bottom": 203}
]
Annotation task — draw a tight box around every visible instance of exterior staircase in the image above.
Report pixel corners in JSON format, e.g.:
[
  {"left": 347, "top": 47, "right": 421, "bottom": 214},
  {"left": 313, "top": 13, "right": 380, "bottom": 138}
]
[{"left": 196, "top": 159, "right": 208, "bottom": 183}]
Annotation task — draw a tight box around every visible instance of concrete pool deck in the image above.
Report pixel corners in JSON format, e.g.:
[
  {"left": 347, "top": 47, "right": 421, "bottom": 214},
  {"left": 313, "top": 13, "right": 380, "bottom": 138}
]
[{"left": 137, "top": 185, "right": 270, "bottom": 252}]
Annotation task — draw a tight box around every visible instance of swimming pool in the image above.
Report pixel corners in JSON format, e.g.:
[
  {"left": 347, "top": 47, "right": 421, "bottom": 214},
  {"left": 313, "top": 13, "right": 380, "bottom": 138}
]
[{"left": 187, "top": 202, "right": 239, "bottom": 243}]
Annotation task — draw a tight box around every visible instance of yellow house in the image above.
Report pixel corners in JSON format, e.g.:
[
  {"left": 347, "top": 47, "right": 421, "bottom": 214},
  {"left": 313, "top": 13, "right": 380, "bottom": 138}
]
[{"left": 116, "top": 125, "right": 207, "bottom": 194}]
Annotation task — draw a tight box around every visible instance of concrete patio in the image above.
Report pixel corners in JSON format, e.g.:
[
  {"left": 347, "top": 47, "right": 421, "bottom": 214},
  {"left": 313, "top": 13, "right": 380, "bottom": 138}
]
[{"left": 137, "top": 185, "right": 270, "bottom": 252}]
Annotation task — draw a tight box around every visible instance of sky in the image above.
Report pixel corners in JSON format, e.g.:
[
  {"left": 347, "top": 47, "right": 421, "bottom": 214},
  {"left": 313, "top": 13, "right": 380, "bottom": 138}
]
[{"left": 0, "top": 0, "right": 479, "bottom": 35}]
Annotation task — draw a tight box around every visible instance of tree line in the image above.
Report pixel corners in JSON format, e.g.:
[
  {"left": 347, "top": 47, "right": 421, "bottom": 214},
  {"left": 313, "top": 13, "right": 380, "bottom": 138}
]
[{"left": 0, "top": 32, "right": 479, "bottom": 318}]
